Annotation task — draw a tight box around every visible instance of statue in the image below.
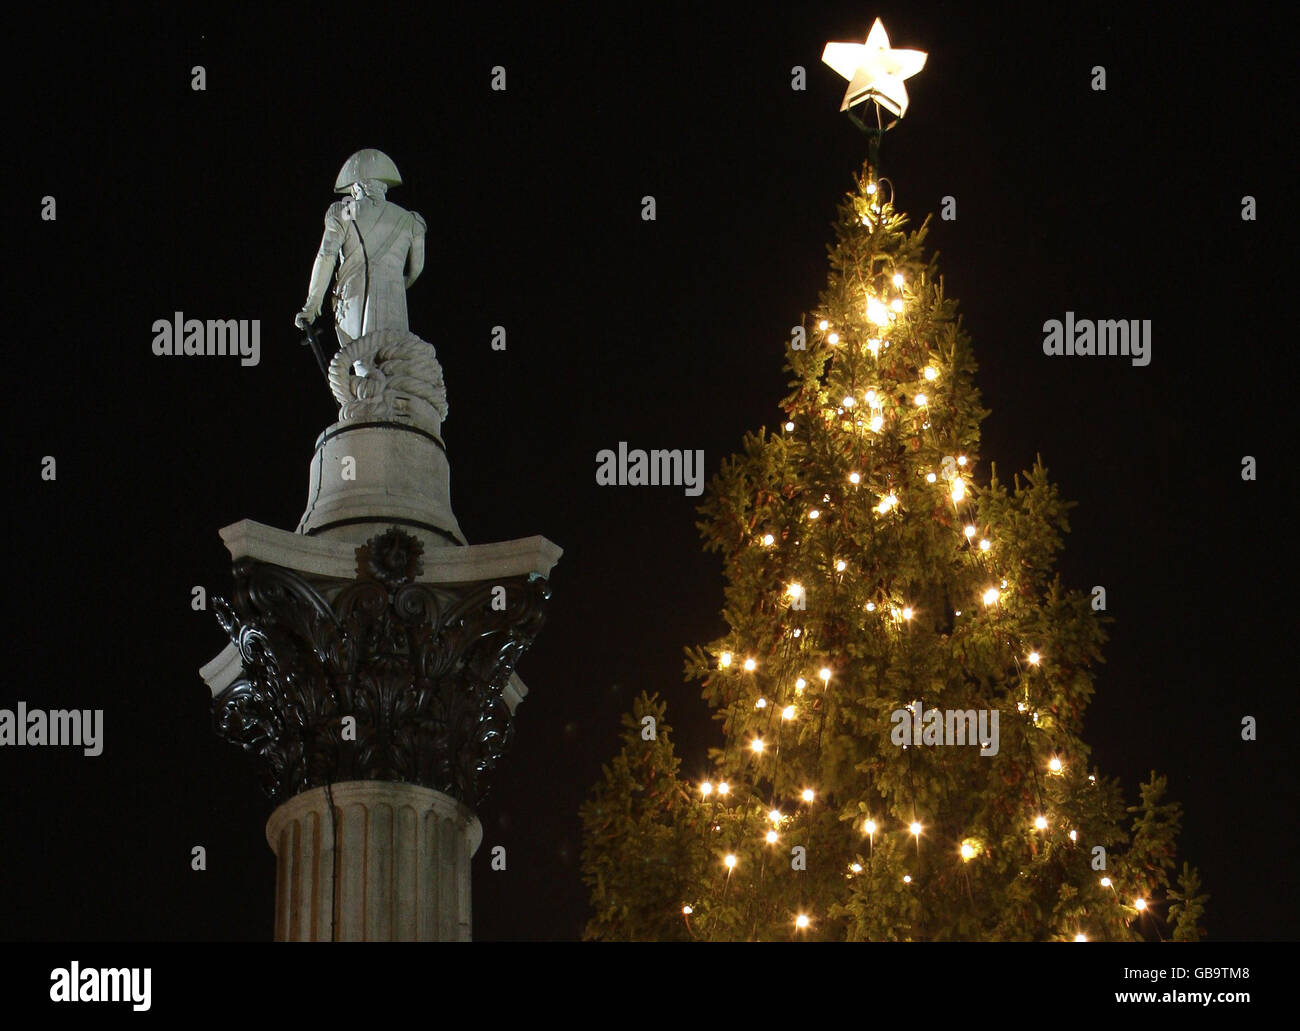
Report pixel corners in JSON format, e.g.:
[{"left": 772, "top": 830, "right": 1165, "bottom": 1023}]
[{"left": 295, "top": 150, "right": 448, "bottom": 433}]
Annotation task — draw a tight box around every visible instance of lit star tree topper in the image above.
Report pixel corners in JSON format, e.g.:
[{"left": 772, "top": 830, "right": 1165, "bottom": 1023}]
[{"left": 822, "top": 18, "right": 927, "bottom": 129}]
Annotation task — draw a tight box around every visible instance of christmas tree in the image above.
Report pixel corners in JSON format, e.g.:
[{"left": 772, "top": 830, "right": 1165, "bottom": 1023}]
[{"left": 581, "top": 21, "right": 1206, "bottom": 942}]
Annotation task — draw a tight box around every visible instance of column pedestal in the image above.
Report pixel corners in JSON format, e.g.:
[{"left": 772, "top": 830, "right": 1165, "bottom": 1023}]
[{"left": 265, "top": 781, "right": 482, "bottom": 942}]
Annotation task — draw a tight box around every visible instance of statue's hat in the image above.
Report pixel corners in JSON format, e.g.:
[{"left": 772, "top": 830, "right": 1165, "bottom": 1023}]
[{"left": 334, "top": 149, "right": 402, "bottom": 193}]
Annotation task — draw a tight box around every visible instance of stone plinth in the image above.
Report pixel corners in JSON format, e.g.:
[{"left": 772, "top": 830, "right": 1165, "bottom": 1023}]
[
  {"left": 265, "top": 781, "right": 481, "bottom": 942},
  {"left": 296, "top": 421, "right": 466, "bottom": 551}
]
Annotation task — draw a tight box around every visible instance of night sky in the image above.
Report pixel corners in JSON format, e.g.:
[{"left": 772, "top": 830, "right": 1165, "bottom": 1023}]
[{"left": 7, "top": 2, "right": 1294, "bottom": 946}]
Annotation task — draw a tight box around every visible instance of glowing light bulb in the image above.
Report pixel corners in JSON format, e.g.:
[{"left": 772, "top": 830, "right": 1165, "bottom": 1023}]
[
  {"left": 762, "top": 533, "right": 775, "bottom": 546},
  {"left": 751, "top": 738, "right": 765, "bottom": 754},
  {"left": 836, "top": 559, "right": 846, "bottom": 572},
  {"left": 802, "top": 788, "right": 815, "bottom": 803},
  {"left": 755, "top": 698, "right": 767, "bottom": 709},
  {"left": 1134, "top": 898, "right": 1147, "bottom": 911},
  {"left": 724, "top": 854, "right": 737, "bottom": 870},
  {"left": 957, "top": 456, "right": 967, "bottom": 466},
  {"left": 951, "top": 478, "right": 965, "bottom": 502},
  {"left": 819, "top": 667, "right": 832, "bottom": 683},
  {"left": 1034, "top": 816, "right": 1048, "bottom": 831},
  {"left": 769, "top": 810, "right": 782, "bottom": 824},
  {"left": 808, "top": 509, "right": 820, "bottom": 520},
  {"left": 700, "top": 781, "right": 713, "bottom": 797},
  {"left": 960, "top": 842, "right": 976, "bottom": 861},
  {"left": 910, "top": 821, "right": 922, "bottom": 837},
  {"left": 865, "top": 602, "right": 876, "bottom": 611},
  {"left": 818, "top": 319, "right": 829, "bottom": 331},
  {"left": 682, "top": 905, "right": 693, "bottom": 915},
  {"left": 979, "top": 539, "right": 991, "bottom": 552},
  {"left": 1074, "top": 933, "right": 1087, "bottom": 942},
  {"left": 795, "top": 677, "right": 806, "bottom": 691},
  {"left": 849, "top": 471, "right": 861, "bottom": 484},
  {"left": 964, "top": 525, "right": 976, "bottom": 538},
  {"left": 891, "top": 298, "right": 904, "bottom": 313},
  {"left": 765, "top": 830, "right": 778, "bottom": 844},
  {"left": 787, "top": 583, "right": 804, "bottom": 601},
  {"left": 892, "top": 273, "right": 904, "bottom": 287},
  {"left": 903, "top": 874, "right": 912, "bottom": 884},
  {"left": 915, "top": 393, "right": 928, "bottom": 407},
  {"left": 869, "top": 415, "right": 884, "bottom": 432},
  {"left": 1069, "top": 829, "right": 1078, "bottom": 842},
  {"left": 782, "top": 705, "right": 795, "bottom": 720},
  {"left": 864, "top": 819, "right": 877, "bottom": 836},
  {"left": 784, "top": 421, "right": 794, "bottom": 432},
  {"left": 866, "top": 297, "right": 890, "bottom": 326},
  {"left": 842, "top": 395, "right": 855, "bottom": 408},
  {"left": 850, "top": 862, "right": 863, "bottom": 873},
  {"left": 743, "top": 657, "right": 757, "bottom": 672},
  {"left": 926, "top": 472, "right": 937, "bottom": 483},
  {"left": 1028, "top": 651, "right": 1041, "bottom": 665},
  {"left": 795, "top": 914, "right": 810, "bottom": 929},
  {"left": 902, "top": 607, "right": 914, "bottom": 620},
  {"left": 1100, "top": 877, "right": 1112, "bottom": 888},
  {"left": 827, "top": 332, "right": 840, "bottom": 345},
  {"left": 717, "top": 782, "right": 729, "bottom": 796},
  {"left": 719, "top": 652, "right": 732, "bottom": 668},
  {"left": 924, "top": 366, "right": 938, "bottom": 381},
  {"left": 866, "top": 182, "right": 877, "bottom": 195},
  {"left": 866, "top": 338, "right": 881, "bottom": 357},
  {"left": 1048, "top": 757, "right": 1063, "bottom": 774}
]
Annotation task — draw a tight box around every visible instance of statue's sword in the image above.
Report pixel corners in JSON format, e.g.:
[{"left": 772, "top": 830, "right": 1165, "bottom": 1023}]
[{"left": 300, "top": 320, "right": 331, "bottom": 383}]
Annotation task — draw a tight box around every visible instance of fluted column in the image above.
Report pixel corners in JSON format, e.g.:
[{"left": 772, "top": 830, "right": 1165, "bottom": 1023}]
[{"left": 265, "top": 780, "right": 482, "bottom": 942}]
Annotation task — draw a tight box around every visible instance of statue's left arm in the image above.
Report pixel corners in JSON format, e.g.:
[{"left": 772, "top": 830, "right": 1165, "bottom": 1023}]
[{"left": 404, "top": 212, "right": 427, "bottom": 290}]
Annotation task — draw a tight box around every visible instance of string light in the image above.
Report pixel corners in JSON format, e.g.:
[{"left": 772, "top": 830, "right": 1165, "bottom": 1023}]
[
  {"left": 700, "top": 781, "right": 713, "bottom": 797},
  {"left": 866, "top": 297, "right": 890, "bottom": 325},
  {"left": 1048, "top": 757, "right": 1063, "bottom": 774},
  {"left": 1100, "top": 877, "right": 1112, "bottom": 888},
  {"left": 819, "top": 668, "right": 832, "bottom": 683},
  {"left": 915, "top": 393, "right": 928, "bottom": 407},
  {"left": 864, "top": 819, "right": 877, "bottom": 838},
  {"left": 818, "top": 319, "right": 829, "bottom": 330},
  {"left": 1074, "top": 933, "right": 1087, "bottom": 942},
  {"left": 866, "top": 182, "right": 877, "bottom": 195},
  {"left": 865, "top": 602, "right": 876, "bottom": 611},
  {"left": 743, "top": 657, "right": 757, "bottom": 672},
  {"left": 1069, "top": 829, "right": 1078, "bottom": 842},
  {"left": 751, "top": 738, "right": 765, "bottom": 754},
  {"left": 926, "top": 472, "right": 937, "bottom": 482},
  {"left": 957, "top": 456, "right": 967, "bottom": 466},
  {"left": 964, "top": 525, "right": 976, "bottom": 538},
  {"left": 717, "top": 782, "right": 729, "bottom": 796},
  {"left": 802, "top": 788, "right": 815, "bottom": 803},
  {"left": 903, "top": 874, "right": 912, "bottom": 884},
  {"left": 766, "top": 830, "right": 778, "bottom": 844},
  {"left": 866, "top": 339, "right": 881, "bottom": 357},
  {"left": 850, "top": 862, "right": 863, "bottom": 873},
  {"left": 849, "top": 471, "right": 861, "bottom": 484},
  {"left": 1134, "top": 898, "right": 1147, "bottom": 911},
  {"left": 785, "top": 421, "right": 794, "bottom": 432},
  {"left": 795, "top": 914, "right": 810, "bottom": 930},
  {"left": 724, "top": 854, "right": 737, "bottom": 870},
  {"left": 782, "top": 705, "right": 796, "bottom": 720},
  {"left": 828, "top": 332, "right": 840, "bottom": 344},
  {"left": 950, "top": 478, "right": 965, "bottom": 502},
  {"left": 910, "top": 821, "right": 922, "bottom": 838},
  {"left": 755, "top": 698, "right": 767, "bottom": 709},
  {"left": 869, "top": 415, "right": 884, "bottom": 432},
  {"left": 891, "top": 298, "right": 904, "bottom": 313},
  {"left": 795, "top": 677, "right": 807, "bottom": 692},
  {"left": 682, "top": 905, "right": 693, "bottom": 915},
  {"left": 809, "top": 509, "right": 820, "bottom": 520},
  {"left": 1028, "top": 651, "right": 1041, "bottom": 665},
  {"left": 924, "top": 366, "right": 938, "bottom": 381},
  {"left": 842, "top": 395, "right": 855, "bottom": 408},
  {"left": 762, "top": 533, "right": 775, "bottom": 546},
  {"left": 960, "top": 842, "right": 976, "bottom": 861},
  {"left": 787, "top": 583, "right": 804, "bottom": 601},
  {"left": 719, "top": 652, "right": 732, "bottom": 668},
  {"left": 836, "top": 559, "right": 847, "bottom": 572},
  {"left": 979, "top": 539, "right": 991, "bottom": 552},
  {"left": 1034, "top": 816, "right": 1048, "bottom": 831},
  {"left": 769, "top": 810, "right": 782, "bottom": 825},
  {"left": 901, "top": 606, "right": 914, "bottom": 620}
]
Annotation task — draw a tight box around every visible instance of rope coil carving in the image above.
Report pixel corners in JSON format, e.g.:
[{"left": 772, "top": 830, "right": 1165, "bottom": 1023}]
[{"left": 329, "top": 329, "right": 449, "bottom": 433}]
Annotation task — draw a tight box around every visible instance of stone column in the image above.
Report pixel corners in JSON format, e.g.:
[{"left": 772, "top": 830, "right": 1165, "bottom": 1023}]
[{"left": 265, "top": 781, "right": 482, "bottom": 942}]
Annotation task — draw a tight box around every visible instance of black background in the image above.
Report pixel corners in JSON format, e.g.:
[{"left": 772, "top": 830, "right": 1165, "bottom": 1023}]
[{"left": 6, "top": 2, "right": 1294, "bottom": 944}]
